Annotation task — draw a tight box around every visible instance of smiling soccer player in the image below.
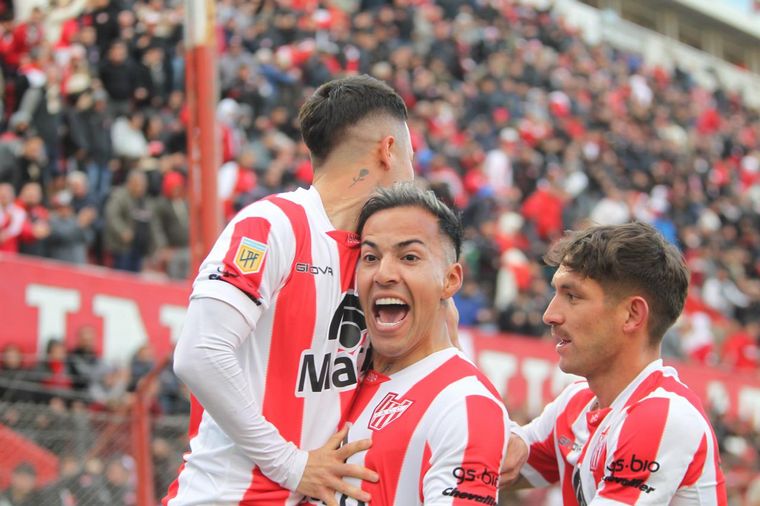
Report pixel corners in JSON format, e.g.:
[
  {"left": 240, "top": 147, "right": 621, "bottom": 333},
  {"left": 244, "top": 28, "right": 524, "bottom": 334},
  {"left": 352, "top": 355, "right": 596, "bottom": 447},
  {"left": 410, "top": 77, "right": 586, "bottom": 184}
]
[{"left": 314, "top": 183, "right": 510, "bottom": 506}]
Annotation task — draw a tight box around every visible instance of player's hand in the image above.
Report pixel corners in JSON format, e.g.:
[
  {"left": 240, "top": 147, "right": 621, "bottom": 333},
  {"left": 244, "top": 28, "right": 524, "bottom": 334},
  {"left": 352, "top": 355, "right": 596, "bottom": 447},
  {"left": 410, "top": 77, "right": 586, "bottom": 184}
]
[
  {"left": 500, "top": 433, "right": 529, "bottom": 489},
  {"left": 296, "top": 426, "right": 378, "bottom": 506}
]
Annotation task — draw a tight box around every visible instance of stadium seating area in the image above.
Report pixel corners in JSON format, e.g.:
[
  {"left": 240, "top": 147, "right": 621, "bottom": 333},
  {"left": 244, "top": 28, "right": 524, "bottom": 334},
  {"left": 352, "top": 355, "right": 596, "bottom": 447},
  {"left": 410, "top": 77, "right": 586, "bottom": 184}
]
[{"left": 0, "top": 0, "right": 759, "bottom": 504}]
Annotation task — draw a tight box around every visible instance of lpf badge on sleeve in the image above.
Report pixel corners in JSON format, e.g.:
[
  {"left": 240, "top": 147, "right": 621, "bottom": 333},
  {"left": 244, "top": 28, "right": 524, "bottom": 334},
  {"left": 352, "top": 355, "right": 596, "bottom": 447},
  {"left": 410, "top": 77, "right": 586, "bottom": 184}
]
[{"left": 235, "top": 237, "right": 267, "bottom": 274}]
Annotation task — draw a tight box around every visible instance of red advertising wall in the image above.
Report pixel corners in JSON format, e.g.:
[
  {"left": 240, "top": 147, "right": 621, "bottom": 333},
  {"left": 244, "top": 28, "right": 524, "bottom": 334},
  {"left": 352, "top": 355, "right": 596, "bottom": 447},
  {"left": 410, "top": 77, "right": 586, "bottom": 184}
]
[
  {"left": 465, "top": 330, "right": 760, "bottom": 429},
  {"left": 1, "top": 253, "right": 189, "bottom": 364},
  {"left": 2, "top": 254, "right": 759, "bottom": 428}
]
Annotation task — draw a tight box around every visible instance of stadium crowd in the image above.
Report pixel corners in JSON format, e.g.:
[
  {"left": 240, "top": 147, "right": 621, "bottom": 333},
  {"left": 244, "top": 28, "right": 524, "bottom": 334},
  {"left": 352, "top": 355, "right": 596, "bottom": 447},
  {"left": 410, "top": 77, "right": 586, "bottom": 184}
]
[{"left": 0, "top": 0, "right": 759, "bottom": 504}]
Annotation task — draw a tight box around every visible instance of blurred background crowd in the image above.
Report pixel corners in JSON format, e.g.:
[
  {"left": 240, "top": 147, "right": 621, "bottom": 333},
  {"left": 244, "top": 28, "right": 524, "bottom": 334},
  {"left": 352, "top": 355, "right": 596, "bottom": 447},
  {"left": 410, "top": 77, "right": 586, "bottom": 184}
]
[{"left": 0, "top": 0, "right": 759, "bottom": 504}]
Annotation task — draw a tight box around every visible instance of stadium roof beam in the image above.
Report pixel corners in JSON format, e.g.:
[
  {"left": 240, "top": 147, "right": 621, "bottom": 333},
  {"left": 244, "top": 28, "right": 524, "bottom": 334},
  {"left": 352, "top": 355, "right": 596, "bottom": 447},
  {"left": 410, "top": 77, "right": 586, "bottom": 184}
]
[{"left": 582, "top": 0, "right": 760, "bottom": 72}]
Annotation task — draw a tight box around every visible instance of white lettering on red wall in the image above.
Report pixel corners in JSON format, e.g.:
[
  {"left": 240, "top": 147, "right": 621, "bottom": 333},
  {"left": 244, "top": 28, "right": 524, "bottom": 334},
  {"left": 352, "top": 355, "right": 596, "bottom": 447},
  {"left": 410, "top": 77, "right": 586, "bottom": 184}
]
[{"left": 2, "top": 254, "right": 759, "bottom": 427}]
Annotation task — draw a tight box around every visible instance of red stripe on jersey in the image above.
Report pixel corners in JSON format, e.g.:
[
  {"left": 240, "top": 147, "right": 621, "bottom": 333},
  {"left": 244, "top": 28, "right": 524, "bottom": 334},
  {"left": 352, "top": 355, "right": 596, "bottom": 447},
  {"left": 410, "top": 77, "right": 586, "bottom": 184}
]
[
  {"left": 529, "top": 388, "right": 594, "bottom": 486},
  {"left": 451, "top": 396, "right": 504, "bottom": 505},
  {"left": 527, "top": 432, "right": 560, "bottom": 485},
  {"left": 240, "top": 470, "right": 288, "bottom": 505},
  {"left": 326, "top": 230, "right": 361, "bottom": 293},
  {"left": 599, "top": 397, "right": 669, "bottom": 504},
  {"left": 222, "top": 217, "right": 272, "bottom": 299},
  {"left": 419, "top": 442, "right": 432, "bottom": 503},
  {"left": 259, "top": 196, "right": 314, "bottom": 440},
  {"left": 161, "top": 395, "right": 205, "bottom": 504},
  {"left": 680, "top": 434, "right": 707, "bottom": 487},
  {"left": 361, "top": 356, "right": 479, "bottom": 504},
  {"left": 658, "top": 376, "right": 727, "bottom": 504},
  {"left": 240, "top": 197, "right": 315, "bottom": 502}
]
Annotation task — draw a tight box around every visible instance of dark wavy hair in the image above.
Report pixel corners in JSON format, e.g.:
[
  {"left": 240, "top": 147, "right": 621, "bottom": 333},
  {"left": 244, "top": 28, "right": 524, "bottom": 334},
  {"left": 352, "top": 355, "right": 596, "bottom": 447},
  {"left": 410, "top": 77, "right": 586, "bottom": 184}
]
[{"left": 544, "top": 222, "right": 689, "bottom": 343}]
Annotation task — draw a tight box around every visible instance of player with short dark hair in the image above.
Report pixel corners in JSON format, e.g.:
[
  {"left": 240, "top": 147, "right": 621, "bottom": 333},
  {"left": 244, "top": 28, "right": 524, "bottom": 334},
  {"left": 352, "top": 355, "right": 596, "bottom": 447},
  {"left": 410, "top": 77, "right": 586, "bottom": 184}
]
[{"left": 505, "top": 222, "right": 727, "bottom": 505}]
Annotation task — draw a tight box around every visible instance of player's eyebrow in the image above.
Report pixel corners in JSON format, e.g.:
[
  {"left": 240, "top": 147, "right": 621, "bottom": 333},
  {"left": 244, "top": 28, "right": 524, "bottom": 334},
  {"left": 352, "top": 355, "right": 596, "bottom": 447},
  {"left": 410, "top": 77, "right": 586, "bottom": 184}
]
[
  {"left": 360, "top": 239, "right": 426, "bottom": 250},
  {"left": 394, "top": 239, "right": 425, "bottom": 250},
  {"left": 550, "top": 276, "right": 578, "bottom": 289}
]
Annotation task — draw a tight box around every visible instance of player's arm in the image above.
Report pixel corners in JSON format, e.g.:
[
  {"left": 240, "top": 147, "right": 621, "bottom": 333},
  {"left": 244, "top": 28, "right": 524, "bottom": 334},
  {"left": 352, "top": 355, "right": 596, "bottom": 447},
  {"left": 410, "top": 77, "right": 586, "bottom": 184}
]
[
  {"left": 499, "top": 424, "right": 530, "bottom": 489},
  {"left": 503, "top": 382, "right": 589, "bottom": 489},
  {"left": 174, "top": 295, "right": 307, "bottom": 485},
  {"left": 174, "top": 212, "right": 375, "bottom": 504},
  {"left": 589, "top": 396, "right": 721, "bottom": 505},
  {"left": 421, "top": 391, "right": 508, "bottom": 505}
]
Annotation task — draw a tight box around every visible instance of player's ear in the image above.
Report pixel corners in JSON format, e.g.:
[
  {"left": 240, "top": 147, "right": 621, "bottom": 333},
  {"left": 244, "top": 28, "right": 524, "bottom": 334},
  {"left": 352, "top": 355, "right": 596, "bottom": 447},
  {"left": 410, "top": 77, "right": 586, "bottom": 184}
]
[
  {"left": 622, "top": 295, "right": 649, "bottom": 335},
  {"left": 377, "top": 134, "right": 395, "bottom": 171},
  {"left": 442, "top": 262, "right": 463, "bottom": 300}
]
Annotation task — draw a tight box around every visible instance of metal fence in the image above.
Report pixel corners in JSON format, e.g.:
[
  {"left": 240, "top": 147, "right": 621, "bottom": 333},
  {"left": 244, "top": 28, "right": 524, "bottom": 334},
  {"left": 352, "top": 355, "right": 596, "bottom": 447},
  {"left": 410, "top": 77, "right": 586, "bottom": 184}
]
[{"left": 0, "top": 370, "right": 188, "bottom": 505}]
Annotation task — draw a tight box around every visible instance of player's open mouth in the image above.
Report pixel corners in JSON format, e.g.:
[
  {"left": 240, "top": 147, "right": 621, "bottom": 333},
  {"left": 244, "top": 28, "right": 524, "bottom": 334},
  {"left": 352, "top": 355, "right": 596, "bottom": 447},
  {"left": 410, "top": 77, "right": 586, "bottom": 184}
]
[
  {"left": 373, "top": 297, "right": 409, "bottom": 328},
  {"left": 553, "top": 330, "right": 571, "bottom": 348}
]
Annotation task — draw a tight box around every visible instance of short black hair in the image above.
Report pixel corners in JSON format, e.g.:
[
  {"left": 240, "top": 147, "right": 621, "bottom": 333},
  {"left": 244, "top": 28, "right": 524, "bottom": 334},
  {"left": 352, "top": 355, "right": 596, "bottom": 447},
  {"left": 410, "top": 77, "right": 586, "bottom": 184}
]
[
  {"left": 544, "top": 222, "right": 689, "bottom": 343},
  {"left": 357, "top": 183, "right": 462, "bottom": 261},
  {"left": 298, "top": 75, "right": 408, "bottom": 163}
]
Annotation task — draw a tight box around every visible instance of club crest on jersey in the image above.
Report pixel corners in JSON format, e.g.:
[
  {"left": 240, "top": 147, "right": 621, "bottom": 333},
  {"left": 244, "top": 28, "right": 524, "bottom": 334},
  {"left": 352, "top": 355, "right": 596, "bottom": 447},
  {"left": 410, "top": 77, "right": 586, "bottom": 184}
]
[
  {"left": 234, "top": 237, "right": 267, "bottom": 274},
  {"left": 589, "top": 428, "right": 609, "bottom": 472},
  {"left": 368, "top": 392, "right": 413, "bottom": 431}
]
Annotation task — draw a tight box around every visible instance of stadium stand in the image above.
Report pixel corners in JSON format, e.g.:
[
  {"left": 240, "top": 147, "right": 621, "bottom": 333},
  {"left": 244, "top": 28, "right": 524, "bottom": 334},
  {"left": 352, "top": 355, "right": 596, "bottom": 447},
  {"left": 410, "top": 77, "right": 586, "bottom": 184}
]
[{"left": 0, "top": 0, "right": 759, "bottom": 504}]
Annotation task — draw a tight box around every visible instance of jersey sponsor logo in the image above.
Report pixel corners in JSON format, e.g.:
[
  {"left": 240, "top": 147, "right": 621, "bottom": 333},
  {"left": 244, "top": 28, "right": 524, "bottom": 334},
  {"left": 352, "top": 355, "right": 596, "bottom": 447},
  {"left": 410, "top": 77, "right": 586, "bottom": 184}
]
[
  {"left": 606, "top": 454, "right": 661, "bottom": 474},
  {"left": 602, "top": 475, "right": 656, "bottom": 494},
  {"left": 453, "top": 466, "right": 499, "bottom": 486},
  {"left": 329, "top": 292, "right": 366, "bottom": 350},
  {"left": 441, "top": 487, "right": 496, "bottom": 505},
  {"left": 297, "top": 351, "right": 359, "bottom": 394},
  {"left": 312, "top": 495, "right": 365, "bottom": 506},
  {"left": 234, "top": 237, "right": 267, "bottom": 274},
  {"left": 368, "top": 392, "right": 414, "bottom": 431},
  {"left": 296, "top": 292, "right": 367, "bottom": 396},
  {"left": 296, "top": 262, "right": 334, "bottom": 276},
  {"left": 558, "top": 435, "right": 582, "bottom": 453}
]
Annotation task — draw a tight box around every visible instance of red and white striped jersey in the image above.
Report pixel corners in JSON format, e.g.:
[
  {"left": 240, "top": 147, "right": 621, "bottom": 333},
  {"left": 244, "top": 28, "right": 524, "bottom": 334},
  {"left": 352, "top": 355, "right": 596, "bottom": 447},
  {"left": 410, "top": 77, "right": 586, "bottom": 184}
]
[
  {"left": 327, "top": 348, "right": 509, "bottom": 506},
  {"left": 521, "top": 360, "right": 727, "bottom": 505},
  {"left": 166, "top": 186, "right": 370, "bottom": 505}
]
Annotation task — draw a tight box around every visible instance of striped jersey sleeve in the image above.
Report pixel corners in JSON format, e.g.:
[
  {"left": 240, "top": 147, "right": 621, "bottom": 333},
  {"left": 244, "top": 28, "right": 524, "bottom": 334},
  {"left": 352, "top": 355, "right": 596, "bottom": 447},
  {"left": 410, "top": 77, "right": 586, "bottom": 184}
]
[
  {"left": 422, "top": 384, "right": 508, "bottom": 505},
  {"left": 521, "top": 381, "right": 592, "bottom": 488},
  {"left": 192, "top": 197, "right": 297, "bottom": 322}
]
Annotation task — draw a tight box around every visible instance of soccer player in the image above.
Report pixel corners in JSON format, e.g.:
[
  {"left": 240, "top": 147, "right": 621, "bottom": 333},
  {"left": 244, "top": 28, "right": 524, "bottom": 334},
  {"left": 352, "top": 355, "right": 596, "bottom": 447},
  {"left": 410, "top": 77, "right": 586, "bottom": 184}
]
[
  {"left": 505, "top": 222, "right": 727, "bottom": 505},
  {"left": 165, "top": 75, "right": 415, "bottom": 505},
  {"left": 321, "top": 184, "right": 510, "bottom": 505}
]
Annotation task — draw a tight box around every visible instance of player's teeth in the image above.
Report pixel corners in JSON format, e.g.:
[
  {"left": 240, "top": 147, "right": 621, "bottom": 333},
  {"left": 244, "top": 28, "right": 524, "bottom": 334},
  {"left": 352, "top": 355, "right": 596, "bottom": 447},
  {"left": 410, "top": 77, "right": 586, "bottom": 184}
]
[{"left": 376, "top": 297, "right": 406, "bottom": 306}]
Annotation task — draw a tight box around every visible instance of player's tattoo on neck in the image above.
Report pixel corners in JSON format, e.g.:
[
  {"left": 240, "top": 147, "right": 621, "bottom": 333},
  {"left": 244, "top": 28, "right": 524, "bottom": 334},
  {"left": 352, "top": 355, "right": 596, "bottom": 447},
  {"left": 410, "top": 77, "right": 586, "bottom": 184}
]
[{"left": 350, "top": 168, "right": 369, "bottom": 187}]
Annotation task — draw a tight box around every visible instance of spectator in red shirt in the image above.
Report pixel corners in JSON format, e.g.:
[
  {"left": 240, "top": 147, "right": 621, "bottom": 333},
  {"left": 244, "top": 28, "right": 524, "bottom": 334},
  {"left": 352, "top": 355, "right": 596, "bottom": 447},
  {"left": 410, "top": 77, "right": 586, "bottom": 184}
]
[
  {"left": 0, "top": 7, "right": 44, "bottom": 70},
  {"left": 34, "top": 339, "right": 74, "bottom": 402},
  {"left": 17, "top": 181, "right": 50, "bottom": 257},
  {"left": 722, "top": 320, "right": 760, "bottom": 374}
]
